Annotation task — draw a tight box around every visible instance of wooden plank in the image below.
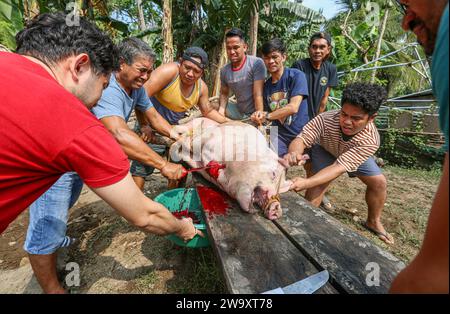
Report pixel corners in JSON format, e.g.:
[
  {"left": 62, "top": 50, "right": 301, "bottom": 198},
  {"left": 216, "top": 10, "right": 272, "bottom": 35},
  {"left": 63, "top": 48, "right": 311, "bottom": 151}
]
[
  {"left": 194, "top": 180, "right": 337, "bottom": 294},
  {"left": 275, "top": 192, "right": 406, "bottom": 294}
]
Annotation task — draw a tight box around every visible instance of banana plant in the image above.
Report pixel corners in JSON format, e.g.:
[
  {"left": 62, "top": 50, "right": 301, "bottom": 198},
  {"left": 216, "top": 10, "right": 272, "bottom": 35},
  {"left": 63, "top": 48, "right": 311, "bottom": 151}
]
[{"left": 0, "top": 0, "right": 24, "bottom": 48}]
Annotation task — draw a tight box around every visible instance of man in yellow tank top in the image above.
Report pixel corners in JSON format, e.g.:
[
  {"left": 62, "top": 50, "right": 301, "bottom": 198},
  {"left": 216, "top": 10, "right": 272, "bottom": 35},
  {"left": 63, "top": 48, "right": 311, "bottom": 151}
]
[{"left": 132, "top": 47, "right": 229, "bottom": 190}]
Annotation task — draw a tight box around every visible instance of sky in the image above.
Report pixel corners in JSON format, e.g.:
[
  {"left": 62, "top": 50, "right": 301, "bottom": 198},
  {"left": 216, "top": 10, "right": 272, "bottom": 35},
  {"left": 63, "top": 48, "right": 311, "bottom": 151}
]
[{"left": 301, "top": 0, "right": 342, "bottom": 20}]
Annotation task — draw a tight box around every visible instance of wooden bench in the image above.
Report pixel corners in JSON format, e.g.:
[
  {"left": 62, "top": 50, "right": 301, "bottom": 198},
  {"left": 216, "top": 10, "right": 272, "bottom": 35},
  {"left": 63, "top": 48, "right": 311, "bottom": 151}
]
[{"left": 191, "top": 175, "right": 405, "bottom": 294}]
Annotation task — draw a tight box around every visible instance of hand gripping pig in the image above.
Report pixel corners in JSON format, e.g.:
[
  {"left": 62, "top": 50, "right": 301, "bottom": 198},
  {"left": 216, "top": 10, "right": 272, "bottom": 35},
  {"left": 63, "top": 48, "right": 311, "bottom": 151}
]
[{"left": 170, "top": 118, "right": 293, "bottom": 220}]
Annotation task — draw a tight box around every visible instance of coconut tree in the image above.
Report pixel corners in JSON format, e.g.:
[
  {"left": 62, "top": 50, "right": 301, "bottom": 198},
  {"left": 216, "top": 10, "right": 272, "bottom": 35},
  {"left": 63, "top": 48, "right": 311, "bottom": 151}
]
[{"left": 326, "top": 0, "right": 431, "bottom": 96}]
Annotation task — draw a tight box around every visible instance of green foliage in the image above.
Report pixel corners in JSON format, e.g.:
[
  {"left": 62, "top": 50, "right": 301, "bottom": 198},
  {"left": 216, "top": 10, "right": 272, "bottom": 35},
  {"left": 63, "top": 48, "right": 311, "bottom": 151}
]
[
  {"left": 259, "top": 1, "right": 325, "bottom": 65},
  {"left": 378, "top": 109, "right": 445, "bottom": 169},
  {"left": 0, "top": 19, "right": 16, "bottom": 48},
  {"left": 0, "top": 0, "right": 24, "bottom": 49},
  {"left": 327, "top": 0, "right": 431, "bottom": 97}
]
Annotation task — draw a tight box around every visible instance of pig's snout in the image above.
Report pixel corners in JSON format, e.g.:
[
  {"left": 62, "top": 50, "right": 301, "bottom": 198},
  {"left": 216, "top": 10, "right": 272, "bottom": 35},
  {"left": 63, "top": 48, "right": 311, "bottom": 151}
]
[{"left": 265, "top": 200, "right": 282, "bottom": 220}]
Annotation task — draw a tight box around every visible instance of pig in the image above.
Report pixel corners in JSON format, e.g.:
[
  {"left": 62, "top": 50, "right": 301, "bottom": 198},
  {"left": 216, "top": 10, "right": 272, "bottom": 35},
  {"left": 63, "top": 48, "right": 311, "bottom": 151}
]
[{"left": 170, "top": 118, "right": 293, "bottom": 220}]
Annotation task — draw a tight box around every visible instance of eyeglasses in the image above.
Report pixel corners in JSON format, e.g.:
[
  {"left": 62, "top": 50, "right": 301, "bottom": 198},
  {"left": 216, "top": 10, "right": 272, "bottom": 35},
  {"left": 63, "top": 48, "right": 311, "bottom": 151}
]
[{"left": 395, "top": 0, "right": 408, "bottom": 15}]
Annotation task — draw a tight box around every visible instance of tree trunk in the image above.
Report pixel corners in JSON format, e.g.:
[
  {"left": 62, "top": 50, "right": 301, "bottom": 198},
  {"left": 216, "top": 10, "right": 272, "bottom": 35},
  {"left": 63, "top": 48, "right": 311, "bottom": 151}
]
[
  {"left": 23, "top": 0, "right": 40, "bottom": 21},
  {"left": 212, "top": 32, "right": 229, "bottom": 97},
  {"left": 136, "top": 0, "right": 148, "bottom": 43},
  {"left": 249, "top": 4, "right": 259, "bottom": 56},
  {"left": 162, "top": 0, "right": 174, "bottom": 64},
  {"left": 370, "top": 9, "right": 389, "bottom": 83},
  {"left": 341, "top": 10, "right": 369, "bottom": 64}
]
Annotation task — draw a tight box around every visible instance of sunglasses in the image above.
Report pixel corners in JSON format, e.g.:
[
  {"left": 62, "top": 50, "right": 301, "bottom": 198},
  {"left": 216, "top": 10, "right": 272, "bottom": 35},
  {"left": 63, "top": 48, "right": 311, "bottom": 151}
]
[{"left": 395, "top": 0, "right": 408, "bottom": 14}]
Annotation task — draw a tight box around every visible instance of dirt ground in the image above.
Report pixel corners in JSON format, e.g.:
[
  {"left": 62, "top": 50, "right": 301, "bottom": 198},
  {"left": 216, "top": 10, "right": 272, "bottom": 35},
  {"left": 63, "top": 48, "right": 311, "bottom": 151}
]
[{"left": 0, "top": 165, "right": 440, "bottom": 294}]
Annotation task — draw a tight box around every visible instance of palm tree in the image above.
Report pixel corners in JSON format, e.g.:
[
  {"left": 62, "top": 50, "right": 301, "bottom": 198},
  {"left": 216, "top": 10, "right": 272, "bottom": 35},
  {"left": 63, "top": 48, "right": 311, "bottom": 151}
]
[{"left": 327, "top": 0, "right": 431, "bottom": 95}]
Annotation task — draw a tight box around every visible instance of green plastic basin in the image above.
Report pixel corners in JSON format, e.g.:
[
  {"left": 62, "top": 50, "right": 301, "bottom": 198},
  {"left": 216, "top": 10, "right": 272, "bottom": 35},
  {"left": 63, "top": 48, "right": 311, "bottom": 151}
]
[{"left": 154, "top": 188, "right": 210, "bottom": 248}]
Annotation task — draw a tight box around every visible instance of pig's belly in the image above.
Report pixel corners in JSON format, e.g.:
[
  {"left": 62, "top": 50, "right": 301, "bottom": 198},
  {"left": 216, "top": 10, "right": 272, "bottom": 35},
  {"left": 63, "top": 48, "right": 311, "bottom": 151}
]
[{"left": 186, "top": 123, "right": 276, "bottom": 197}]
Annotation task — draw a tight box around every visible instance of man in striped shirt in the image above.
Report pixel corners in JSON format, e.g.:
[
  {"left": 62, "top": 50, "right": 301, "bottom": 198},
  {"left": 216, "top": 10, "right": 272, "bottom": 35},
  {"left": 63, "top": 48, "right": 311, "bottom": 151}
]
[{"left": 285, "top": 83, "right": 394, "bottom": 244}]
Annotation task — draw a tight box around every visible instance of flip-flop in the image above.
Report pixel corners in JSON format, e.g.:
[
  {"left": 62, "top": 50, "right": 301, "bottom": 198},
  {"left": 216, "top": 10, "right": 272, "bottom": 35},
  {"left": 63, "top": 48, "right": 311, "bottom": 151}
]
[
  {"left": 362, "top": 222, "right": 395, "bottom": 245},
  {"left": 321, "top": 195, "right": 334, "bottom": 211}
]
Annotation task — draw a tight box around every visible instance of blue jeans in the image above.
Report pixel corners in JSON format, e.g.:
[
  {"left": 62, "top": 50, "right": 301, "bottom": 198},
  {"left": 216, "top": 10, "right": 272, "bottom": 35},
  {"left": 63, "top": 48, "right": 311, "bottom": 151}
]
[{"left": 24, "top": 172, "right": 83, "bottom": 255}]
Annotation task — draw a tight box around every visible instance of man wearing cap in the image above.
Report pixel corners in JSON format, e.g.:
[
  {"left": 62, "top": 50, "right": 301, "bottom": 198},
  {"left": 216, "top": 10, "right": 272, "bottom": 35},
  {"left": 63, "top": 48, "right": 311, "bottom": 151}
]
[
  {"left": 219, "top": 28, "right": 267, "bottom": 121},
  {"left": 292, "top": 32, "right": 339, "bottom": 210},
  {"left": 134, "top": 47, "right": 229, "bottom": 190}
]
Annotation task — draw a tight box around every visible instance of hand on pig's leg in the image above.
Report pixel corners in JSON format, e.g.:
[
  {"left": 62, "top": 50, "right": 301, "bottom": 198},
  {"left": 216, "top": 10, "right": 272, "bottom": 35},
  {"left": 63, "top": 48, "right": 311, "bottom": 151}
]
[
  {"left": 289, "top": 177, "right": 310, "bottom": 192},
  {"left": 279, "top": 180, "right": 293, "bottom": 194},
  {"left": 283, "top": 153, "right": 310, "bottom": 167}
]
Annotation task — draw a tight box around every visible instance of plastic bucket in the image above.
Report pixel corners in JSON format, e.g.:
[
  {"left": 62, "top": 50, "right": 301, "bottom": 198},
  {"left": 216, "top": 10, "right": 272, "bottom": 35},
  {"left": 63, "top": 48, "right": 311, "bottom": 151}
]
[{"left": 154, "top": 188, "right": 210, "bottom": 248}]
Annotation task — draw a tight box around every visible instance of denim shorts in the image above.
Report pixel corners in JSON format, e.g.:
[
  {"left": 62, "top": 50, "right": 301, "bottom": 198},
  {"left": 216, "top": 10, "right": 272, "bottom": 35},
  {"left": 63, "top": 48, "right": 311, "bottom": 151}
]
[
  {"left": 24, "top": 172, "right": 83, "bottom": 255},
  {"left": 130, "top": 143, "right": 167, "bottom": 178},
  {"left": 311, "top": 145, "right": 382, "bottom": 177}
]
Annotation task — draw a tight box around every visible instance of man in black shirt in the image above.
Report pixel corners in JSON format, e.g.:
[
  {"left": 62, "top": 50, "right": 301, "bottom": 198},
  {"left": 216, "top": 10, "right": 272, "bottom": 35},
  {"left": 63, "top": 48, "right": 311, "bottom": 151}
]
[
  {"left": 292, "top": 32, "right": 339, "bottom": 210},
  {"left": 292, "top": 32, "right": 338, "bottom": 120}
]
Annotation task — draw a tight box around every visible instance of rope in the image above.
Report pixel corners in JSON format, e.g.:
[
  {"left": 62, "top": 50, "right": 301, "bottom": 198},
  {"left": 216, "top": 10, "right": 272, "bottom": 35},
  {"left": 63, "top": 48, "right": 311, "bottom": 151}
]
[{"left": 263, "top": 194, "right": 281, "bottom": 216}]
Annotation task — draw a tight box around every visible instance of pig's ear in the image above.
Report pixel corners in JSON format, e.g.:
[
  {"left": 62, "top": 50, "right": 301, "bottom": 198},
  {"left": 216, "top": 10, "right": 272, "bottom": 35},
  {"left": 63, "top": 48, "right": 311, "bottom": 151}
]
[
  {"left": 278, "top": 158, "right": 290, "bottom": 169},
  {"left": 279, "top": 180, "right": 292, "bottom": 194}
]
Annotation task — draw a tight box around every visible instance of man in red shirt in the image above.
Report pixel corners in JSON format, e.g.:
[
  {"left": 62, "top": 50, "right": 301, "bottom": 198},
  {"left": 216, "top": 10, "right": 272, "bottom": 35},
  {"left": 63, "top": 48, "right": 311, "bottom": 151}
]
[{"left": 0, "top": 12, "right": 199, "bottom": 293}]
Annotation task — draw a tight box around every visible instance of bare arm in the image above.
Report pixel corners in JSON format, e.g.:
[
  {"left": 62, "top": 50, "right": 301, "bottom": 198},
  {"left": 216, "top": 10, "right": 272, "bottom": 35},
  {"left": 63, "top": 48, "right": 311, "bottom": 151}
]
[
  {"left": 219, "top": 83, "right": 230, "bottom": 116},
  {"left": 100, "top": 116, "right": 167, "bottom": 169},
  {"left": 253, "top": 79, "right": 264, "bottom": 112},
  {"left": 198, "top": 80, "right": 229, "bottom": 123},
  {"left": 144, "top": 107, "right": 176, "bottom": 139},
  {"left": 318, "top": 87, "right": 332, "bottom": 114},
  {"left": 288, "top": 137, "right": 306, "bottom": 156},
  {"left": 141, "top": 64, "right": 180, "bottom": 139},
  {"left": 286, "top": 135, "right": 345, "bottom": 191},
  {"left": 390, "top": 154, "right": 449, "bottom": 293},
  {"left": 100, "top": 116, "right": 184, "bottom": 180},
  {"left": 135, "top": 108, "right": 148, "bottom": 127},
  {"left": 290, "top": 162, "right": 346, "bottom": 192},
  {"left": 92, "top": 173, "right": 199, "bottom": 241},
  {"left": 144, "top": 63, "right": 179, "bottom": 98},
  {"left": 267, "top": 95, "right": 303, "bottom": 121}
]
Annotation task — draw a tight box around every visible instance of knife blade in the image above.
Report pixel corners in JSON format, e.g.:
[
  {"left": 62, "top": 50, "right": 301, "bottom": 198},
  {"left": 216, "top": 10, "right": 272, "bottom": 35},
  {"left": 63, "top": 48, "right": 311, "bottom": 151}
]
[{"left": 262, "top": 270, "right": 329, "bottom": 294}]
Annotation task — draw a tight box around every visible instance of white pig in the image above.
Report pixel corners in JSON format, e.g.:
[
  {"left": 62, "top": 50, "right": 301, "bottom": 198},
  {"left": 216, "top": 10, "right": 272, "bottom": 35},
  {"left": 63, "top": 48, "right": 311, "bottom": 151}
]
[{"left": 170, "top": 118, "right": 292, "bottom": 220}]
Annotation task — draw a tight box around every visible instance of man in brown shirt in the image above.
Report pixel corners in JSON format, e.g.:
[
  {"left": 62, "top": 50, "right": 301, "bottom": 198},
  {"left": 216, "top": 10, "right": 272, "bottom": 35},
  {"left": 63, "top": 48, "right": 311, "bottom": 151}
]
[{"left": 285, "top": 83, "right": 393, "bottom": 244}]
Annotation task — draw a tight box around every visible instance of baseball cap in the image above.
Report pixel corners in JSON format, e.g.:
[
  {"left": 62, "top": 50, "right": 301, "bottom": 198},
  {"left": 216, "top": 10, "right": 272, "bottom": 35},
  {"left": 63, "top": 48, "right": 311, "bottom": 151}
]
[{"left": 182, "top": 47, "right": 209, "bottom": 70}]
